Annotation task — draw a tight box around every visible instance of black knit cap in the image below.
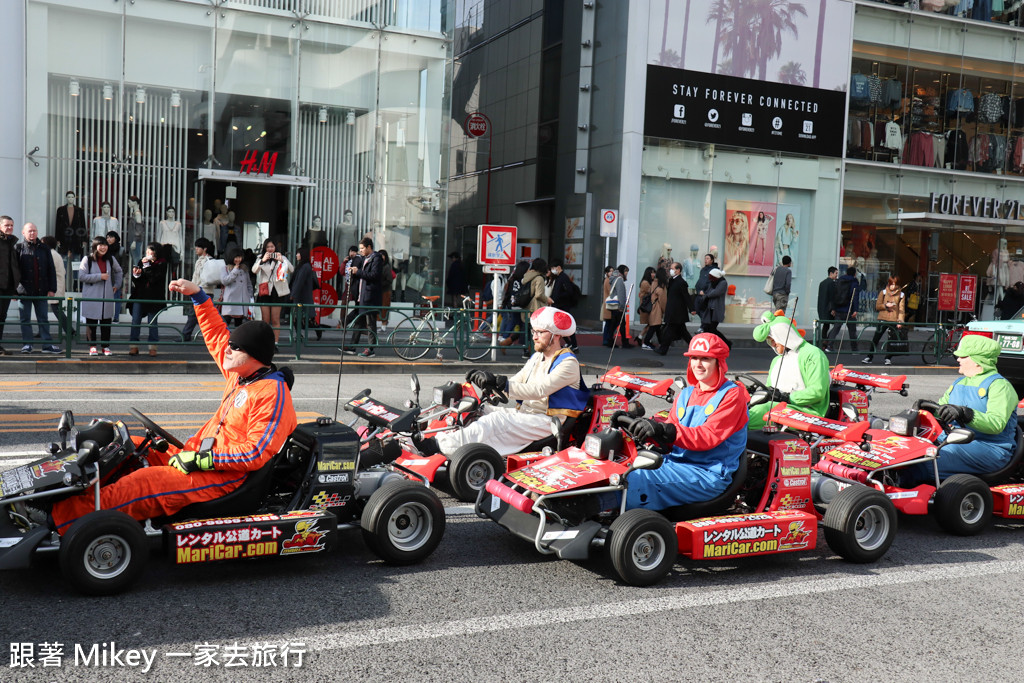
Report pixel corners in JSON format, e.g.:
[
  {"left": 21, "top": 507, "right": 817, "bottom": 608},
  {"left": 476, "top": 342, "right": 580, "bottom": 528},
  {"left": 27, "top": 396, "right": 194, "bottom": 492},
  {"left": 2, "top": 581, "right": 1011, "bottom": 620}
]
[{"left": 229, "top": 321, "right": 276, "bottom": 366}]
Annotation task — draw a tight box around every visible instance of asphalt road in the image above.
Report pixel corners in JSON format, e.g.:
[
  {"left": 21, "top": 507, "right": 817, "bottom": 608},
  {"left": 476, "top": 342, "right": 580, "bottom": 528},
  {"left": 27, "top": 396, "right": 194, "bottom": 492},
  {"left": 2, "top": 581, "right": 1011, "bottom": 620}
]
[{"left": 2, "top": 371, "right": 1022, "bottom": 682}]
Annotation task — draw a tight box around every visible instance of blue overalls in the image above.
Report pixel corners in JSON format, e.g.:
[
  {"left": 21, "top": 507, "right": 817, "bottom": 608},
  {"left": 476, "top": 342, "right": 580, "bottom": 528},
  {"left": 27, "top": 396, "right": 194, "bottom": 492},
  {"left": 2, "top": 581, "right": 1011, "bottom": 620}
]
[{"left": 625, "top": 381, "right": 747, "bottom": 510}]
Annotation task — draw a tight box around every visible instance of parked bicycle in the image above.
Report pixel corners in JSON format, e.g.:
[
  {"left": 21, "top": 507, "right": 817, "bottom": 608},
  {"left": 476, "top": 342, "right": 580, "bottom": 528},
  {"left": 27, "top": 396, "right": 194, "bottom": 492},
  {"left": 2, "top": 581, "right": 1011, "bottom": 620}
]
[{"left": 389, "top": 295, "right": 495, "bottom": 361}]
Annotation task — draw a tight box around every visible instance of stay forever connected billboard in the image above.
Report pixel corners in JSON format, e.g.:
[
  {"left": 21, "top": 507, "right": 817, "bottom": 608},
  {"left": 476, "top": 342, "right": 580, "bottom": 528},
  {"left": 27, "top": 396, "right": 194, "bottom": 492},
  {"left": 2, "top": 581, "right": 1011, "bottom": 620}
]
[
  {"left": 644, "top": 65, "right": 846, "bottom": 157},
  {"left": 644, "top": 0, "right": 853, "bottom": 158}
]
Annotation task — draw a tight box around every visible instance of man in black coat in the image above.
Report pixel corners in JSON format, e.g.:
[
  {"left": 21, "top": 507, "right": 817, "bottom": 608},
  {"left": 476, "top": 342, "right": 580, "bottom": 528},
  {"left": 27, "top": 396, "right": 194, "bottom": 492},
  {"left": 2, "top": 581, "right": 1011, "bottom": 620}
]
[
  {"left": 548, "top": 260, "right": 578, "bottom": 351},
  {"left": 655, "top": 261, "right": 694, "bottom": 356},
  {"left": 15, "top": 223, "right": 60, "bottom": 354},
  {"left": 817, "top": 266, "right": 839, "bottom": 350},
  {"left": 346, "top": 237, "right": 383, "bottom": 357},
  {"left": 0, "top": 216, "right": 22, "bottom": 354}
]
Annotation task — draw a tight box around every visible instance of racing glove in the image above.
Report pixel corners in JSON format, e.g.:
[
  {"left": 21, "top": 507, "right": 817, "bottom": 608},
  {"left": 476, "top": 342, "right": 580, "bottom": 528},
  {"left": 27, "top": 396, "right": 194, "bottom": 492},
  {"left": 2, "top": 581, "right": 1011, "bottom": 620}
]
[
  {"left": 628, "top": 419, "right": 676, "bottom": 450},
  {"left": 466, "top": 370, "right": 507, "bottom": 392},
  {"left": 768, "top": 387, "right": 790, "bottom": 402},
  {"left": 936, "top": 403, "right": 974, "bottom": 426},
  {"left": 169, "top": 450, "right": 215, "bottom": 474}
]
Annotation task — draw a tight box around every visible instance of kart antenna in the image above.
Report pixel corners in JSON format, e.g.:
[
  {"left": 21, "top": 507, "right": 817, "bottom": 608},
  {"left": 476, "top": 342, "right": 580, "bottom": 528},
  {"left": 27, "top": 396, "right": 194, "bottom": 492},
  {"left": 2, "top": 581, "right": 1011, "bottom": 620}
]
[
  {"left": 765, "top": 295, "right": 799, "bottom": 421},
  {"left": 830, "top": 292, "right": 855, "bottom": 368},
  {"left": 602, "top": 280, "right": 636, "bottom": 378},
  {"left": 334, "top": 299, "right": 352, "bottom": 421}
]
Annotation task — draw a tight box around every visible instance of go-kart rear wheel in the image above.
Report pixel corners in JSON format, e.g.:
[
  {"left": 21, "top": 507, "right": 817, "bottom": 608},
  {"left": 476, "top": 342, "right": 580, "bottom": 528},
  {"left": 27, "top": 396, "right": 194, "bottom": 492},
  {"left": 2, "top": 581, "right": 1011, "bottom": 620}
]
[
  {"left": 59, "top": 510, "right": 149, "bottom": 596},
  {"left": 361, "top": 480, "right": 445, "bottom": 565},
  {"left": 607, "top": 509, "right": 677, "bottom": 587},
  {"left": 823, "top": 485, "right": 896, "bottom": 563},
  {"left": 448, "top": 443, "right": 504, "bottom": 502},
  {"left": 932, "top": 474, "right": 992, "bottom": 536}
]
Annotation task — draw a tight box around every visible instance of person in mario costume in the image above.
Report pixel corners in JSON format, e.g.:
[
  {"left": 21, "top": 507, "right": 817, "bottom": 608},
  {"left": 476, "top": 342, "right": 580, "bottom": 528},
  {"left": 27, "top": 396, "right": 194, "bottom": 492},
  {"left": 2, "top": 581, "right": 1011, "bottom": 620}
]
[
  {"left": 416, "top": 306, "right": 589, "bottom": 456},
  {"left": 748, "top": 309, "right": 830, "bottom": 430},
  {"left": 624, "top": 333, "right": 750, "bottom": 509}
]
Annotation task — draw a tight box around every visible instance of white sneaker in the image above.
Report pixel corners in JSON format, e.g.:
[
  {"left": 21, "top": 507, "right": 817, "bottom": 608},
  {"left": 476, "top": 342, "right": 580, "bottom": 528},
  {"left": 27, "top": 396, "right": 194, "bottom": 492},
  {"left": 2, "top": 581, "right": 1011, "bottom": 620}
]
[
  {"left": 89, "top": 346, "right": 98, "bottom": 356},
  {"left": 861, "top": 357, "right": 871, "bottom": 364},
  {"left": 884, "top": 358, "right": 892, "bottom": 366},
  {"left": 103, "top": 348, "right": 113, "bottom": 356},
  {"left": 641, "top": 344, "right": 655, "bottom": 351}
]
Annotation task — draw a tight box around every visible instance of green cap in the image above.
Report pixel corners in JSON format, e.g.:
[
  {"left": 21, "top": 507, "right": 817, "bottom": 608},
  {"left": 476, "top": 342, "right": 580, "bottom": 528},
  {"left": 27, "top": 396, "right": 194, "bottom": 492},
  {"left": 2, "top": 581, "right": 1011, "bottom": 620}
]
[{"left": 953, "top": 334, "right": 1001, "bottom": 372}]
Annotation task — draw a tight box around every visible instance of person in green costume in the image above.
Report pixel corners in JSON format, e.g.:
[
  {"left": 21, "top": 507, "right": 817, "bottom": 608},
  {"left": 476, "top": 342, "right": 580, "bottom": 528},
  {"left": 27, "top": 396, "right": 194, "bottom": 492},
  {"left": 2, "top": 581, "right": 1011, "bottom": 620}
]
[{"left": 748, "top": 309, "right": 830, "bottom": 430}]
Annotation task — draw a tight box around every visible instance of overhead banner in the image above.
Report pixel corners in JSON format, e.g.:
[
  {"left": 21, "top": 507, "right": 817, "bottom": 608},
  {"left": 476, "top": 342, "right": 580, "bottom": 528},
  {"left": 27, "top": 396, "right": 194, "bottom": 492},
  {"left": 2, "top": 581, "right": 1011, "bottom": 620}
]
[{"left": 644, "top": 65, "right": 847, "bottom": 157}]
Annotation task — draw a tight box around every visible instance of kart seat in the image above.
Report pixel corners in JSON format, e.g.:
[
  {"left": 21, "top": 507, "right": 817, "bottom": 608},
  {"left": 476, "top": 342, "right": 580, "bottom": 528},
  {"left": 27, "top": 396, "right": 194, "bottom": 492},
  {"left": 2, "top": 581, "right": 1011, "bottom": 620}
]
[
  {"left": 170, "top": 449, "right": 285, "bottom": 521},
  {"left": 977, "top": 424, "right": 1024, "bottom": 486},
  {"left": 745, "top": 429, "right": 793, "bottom": 455},
  {"left": 659, "top": 453, "right": 749, "bottom": 522}
]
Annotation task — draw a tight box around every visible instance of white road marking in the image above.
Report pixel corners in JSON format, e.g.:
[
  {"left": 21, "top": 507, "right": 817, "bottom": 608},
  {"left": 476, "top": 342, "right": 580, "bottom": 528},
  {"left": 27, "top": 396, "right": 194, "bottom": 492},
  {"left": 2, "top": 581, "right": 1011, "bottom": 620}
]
[{"left": 295, "top": 559, "right": 1024, "bottom": 651}]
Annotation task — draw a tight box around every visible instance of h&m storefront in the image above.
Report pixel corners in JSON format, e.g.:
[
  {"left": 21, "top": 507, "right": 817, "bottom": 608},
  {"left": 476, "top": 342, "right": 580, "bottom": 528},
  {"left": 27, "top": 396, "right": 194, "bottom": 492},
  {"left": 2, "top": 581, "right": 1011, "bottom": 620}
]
[{"left": 17, "top": 0, "right": 452, "bottom": 304}]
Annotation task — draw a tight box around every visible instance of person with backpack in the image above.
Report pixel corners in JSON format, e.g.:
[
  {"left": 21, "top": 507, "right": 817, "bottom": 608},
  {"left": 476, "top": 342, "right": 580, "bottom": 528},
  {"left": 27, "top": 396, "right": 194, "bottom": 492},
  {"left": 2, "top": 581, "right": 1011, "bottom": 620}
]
[
  {"left": 637, "top": 266, "right": 656, "bottom": 346},
  {"left": 548, "top": 259, "right": 579, "bottom": 352},
  {"left": 827, "top": 266, "right": 861, "bottom": 352},
  {"left": 603, "top": 265, "right": 632, "bottom": 348},
  {"left": 521, "top": 258, "right": 550, "bottom": 314},
  {"left": 498, "top": 260, "right": 530, "bottom": 349}
]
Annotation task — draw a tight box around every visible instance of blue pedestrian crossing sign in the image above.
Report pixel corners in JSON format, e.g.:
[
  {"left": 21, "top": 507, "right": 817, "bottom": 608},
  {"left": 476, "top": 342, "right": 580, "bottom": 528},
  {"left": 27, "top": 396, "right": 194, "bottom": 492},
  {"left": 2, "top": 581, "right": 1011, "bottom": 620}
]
[{"left": 477, "top": 224, "right": 517, "bottom": 266}]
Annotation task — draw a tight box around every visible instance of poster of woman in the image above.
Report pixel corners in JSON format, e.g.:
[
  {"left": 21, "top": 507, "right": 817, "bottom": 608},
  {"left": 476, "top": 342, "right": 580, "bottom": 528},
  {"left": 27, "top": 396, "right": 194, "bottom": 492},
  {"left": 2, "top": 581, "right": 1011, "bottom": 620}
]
[
  {"left": 724, "top": 200, "right": 776, "bottom": 276},
  {"left": 723, "top": 204, "right": 750, "bottom": 275},
  {"left": 773, "top": 204, "right": 800, "bottom": 267}
]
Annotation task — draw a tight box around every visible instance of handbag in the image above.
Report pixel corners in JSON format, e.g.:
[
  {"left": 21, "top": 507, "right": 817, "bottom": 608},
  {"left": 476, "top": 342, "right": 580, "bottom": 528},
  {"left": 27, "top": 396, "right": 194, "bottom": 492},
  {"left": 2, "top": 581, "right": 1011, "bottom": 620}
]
[
  {"left": 887, "top": 327, "right": 909, "bottom": 353},
  {"left": 908, "top": 292, "right": 920, "bottom": 310},
  {"left": 604, "top": 294, "right": 621, "bottom": 311},
  {"left": 763, "top": 268, "right": 775, "bottom": 295},
  {"left": 639, "top": 293, "right": 653, "bottom": 314},
  {"left": 258, "top": 281, "right": 270, "bottom": 297}
]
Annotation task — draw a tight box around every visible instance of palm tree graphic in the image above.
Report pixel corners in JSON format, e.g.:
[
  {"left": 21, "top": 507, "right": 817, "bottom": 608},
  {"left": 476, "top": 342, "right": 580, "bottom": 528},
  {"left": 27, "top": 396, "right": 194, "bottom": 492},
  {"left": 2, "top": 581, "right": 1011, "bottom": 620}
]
[{"left": 706, "top": 0, "right": 807, "bottom": 81}]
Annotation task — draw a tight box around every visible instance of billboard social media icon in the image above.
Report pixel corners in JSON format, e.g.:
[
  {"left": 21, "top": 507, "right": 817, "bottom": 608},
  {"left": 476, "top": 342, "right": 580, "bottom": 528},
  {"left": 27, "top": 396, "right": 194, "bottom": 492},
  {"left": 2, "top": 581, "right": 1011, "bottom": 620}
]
[
  {"left": 802, "top": 120, "right": 814, "bottom": 134},
  {"left": 772, "top": 116, "right": 783, "bottom": 130},
  {"left": 708, "top": 109, "right": 719, "bottom": 122},
  {"left": 741, "top": 113, "right": 752, "bottom": 126},
  {"left": 673, "top": 104, "right": 685, "bottom": 118}
]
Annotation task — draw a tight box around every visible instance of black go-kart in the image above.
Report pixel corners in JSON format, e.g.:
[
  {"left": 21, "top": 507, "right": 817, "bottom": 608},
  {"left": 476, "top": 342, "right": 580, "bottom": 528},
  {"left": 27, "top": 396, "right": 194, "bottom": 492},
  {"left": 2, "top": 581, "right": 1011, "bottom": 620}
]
[{"left": 0, "top": 409, "right": 445, "bottom": 595}]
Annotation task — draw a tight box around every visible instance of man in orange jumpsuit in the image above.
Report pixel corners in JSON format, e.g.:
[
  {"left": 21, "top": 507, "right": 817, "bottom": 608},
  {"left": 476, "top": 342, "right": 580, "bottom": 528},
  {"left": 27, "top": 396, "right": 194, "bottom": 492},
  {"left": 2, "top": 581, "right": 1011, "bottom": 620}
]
[{"left": 51, "top": 278, "right": 297, "bottom": 533}]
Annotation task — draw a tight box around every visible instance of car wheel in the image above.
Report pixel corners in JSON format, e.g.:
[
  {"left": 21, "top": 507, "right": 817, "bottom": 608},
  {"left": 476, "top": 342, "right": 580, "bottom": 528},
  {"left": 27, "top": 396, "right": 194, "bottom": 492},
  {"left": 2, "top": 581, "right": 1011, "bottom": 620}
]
[
  {"left": 59, "top": 510, "right": 149, "bottom": 596},
  {"left": 448, "top": 443, "right": 504, "bottom": 502},
  {"left": 823, "top": 485, "right": 896, "bottom": 563},
  {"left": 360, "top": 480, "right": 445, "bottom": 564},
  {"left": 933, "top": 473, "right": 992, "bottom": 536},
  {"left": 607, "top": 509, "right": 676, "bottom": 587}
]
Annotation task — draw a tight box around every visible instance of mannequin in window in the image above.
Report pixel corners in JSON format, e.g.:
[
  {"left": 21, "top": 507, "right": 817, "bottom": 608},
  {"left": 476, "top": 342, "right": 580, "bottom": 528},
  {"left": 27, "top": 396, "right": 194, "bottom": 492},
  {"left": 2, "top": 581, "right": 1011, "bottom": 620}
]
[
  {"left": 202, "top": 209, "right": 217, "bottom": 251},
  {"left": 126, "top": 195, "right": 146, "bottom": 264},
  {"left": 214, "top": 204, "right": 232, "bottom": 254},
  {"left": 304, "top": 215, "right": 328, "bottom": 249},
  {"left": 158, "top": 206, "right": 183, "bottom": 259},
  {"left": 225, "top": 211, "right": 239, "bottom": 251},
  {"left": 864, "top": 247, "right": 880, "bottom": 293},
  {"left": 91, "top": 201, "right": 120, "bottom": 240},
  {"left": 56, "top": 190, "right": 87, "bottom": 257},
  {"left": 989, "top": 238, "right": 1011, "bottom": 290}
]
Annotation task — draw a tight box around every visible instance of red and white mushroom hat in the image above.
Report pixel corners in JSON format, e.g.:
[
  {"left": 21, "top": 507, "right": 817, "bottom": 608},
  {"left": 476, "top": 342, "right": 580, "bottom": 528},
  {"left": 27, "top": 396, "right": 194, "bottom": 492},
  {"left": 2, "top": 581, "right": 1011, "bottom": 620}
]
[{"left": 530, "top": 306, "right": 576, "bottom": 337}]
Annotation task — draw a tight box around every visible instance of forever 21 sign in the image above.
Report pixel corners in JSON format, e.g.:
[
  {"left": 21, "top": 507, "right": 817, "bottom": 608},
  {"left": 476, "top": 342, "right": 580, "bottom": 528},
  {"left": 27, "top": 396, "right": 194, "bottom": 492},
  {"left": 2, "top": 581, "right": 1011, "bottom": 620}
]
[{"left": 643, "top": 64, "right": 846, "bottom": 158}]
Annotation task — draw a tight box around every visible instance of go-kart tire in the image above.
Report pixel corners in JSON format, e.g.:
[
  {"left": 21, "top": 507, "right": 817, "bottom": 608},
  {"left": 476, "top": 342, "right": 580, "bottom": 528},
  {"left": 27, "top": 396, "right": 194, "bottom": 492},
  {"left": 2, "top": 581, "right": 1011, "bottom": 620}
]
[
  {"left": 59, "top": 510, "right": 149, "bottom": 596},
  {"left": 361, "top": 480, "right": 445, "bottom": 565},
  {"left": 607, "top": 509, "right": 677, "bottom": 587},
  {"left": 932, "top": 474, "right": 992, "bottom": 536},
  {"left": 822, "top": 485, "right": 896, "bottom": 563},
  {"left": 448, "top": 443, "right": 504, "bottom": 502}
]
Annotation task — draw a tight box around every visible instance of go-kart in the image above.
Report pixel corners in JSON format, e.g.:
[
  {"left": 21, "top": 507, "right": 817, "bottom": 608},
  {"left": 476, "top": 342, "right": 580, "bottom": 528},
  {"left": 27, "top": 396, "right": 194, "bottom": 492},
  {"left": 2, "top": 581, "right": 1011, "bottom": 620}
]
[
  {"left": 347, "top": 368, "right": 675, "bottom": 502},
  {"left": 475, "top": 406, "right": 896, "bottom": 587},
  {"left": 0, "top": 408, "right": 446, "bottom": 595},
  {"left": 766, "top": 399, "right": 1024, "bottom": 536}
]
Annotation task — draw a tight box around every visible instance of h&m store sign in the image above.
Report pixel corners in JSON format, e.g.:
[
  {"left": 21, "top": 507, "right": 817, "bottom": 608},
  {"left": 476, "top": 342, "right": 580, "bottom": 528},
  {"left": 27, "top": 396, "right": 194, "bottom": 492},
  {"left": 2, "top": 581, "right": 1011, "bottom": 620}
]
[{"left": 928, "top": 192, "right": 1024, "bottom": 221}]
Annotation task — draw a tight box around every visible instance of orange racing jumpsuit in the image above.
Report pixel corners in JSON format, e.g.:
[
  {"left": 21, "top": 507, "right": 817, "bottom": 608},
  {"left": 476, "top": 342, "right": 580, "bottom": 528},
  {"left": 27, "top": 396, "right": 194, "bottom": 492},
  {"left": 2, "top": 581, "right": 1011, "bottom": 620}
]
[{"left": 51, "top": 292, "right": 297, "bottom": 533}]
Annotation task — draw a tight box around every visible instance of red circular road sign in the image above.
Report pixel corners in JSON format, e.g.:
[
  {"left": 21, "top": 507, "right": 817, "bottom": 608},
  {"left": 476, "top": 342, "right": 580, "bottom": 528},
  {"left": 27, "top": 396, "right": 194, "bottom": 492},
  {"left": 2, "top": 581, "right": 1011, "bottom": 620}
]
[{"left": 465, "top": 112, "right": 489, "bottom": 138}]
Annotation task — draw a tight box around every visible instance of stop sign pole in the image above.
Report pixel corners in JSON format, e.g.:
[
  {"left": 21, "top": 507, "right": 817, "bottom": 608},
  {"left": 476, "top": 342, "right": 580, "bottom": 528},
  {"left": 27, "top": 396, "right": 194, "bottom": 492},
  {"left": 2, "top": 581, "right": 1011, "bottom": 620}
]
[{"left": 464, "top": 112, "right": 492, "bottom": 222}]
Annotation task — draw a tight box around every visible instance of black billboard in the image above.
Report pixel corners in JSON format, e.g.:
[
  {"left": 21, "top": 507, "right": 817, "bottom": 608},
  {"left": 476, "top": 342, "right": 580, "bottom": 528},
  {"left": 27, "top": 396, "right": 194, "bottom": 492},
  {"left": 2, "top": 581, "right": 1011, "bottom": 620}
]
[{"left": 643, "top": 64, "right": 847, "bottom": 158}]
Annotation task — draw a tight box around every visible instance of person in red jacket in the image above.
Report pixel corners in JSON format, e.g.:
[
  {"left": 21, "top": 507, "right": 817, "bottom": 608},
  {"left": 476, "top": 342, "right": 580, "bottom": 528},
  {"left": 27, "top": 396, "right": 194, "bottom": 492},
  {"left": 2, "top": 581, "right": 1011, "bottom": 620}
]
[{"left": 51, "top": 278, "right": 297, "bottom": 533}]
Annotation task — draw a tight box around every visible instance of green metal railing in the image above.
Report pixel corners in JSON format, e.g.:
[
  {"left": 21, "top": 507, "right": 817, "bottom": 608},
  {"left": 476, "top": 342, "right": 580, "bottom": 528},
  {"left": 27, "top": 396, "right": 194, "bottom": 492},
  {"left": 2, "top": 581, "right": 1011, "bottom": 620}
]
[{"left": 811, "top": 319, "right": 967, "bottom": 365}]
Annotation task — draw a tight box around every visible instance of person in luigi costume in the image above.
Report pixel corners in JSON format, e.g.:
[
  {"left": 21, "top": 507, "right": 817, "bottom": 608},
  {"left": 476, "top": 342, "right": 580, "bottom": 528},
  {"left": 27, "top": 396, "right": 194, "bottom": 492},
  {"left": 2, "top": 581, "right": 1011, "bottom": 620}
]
[
  {"left": 902, "top": 334, "right": 1019, "bottom": 484},
  {"left": 748, "top": 309, "right": 830, "bottom": 430}
]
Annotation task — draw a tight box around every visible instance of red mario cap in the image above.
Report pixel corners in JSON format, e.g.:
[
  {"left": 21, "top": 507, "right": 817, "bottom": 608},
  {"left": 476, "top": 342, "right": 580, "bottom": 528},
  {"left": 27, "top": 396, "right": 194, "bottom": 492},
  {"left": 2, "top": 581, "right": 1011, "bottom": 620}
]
[{"left": 682, "top": 333, "right": 731, "bottom": 388}]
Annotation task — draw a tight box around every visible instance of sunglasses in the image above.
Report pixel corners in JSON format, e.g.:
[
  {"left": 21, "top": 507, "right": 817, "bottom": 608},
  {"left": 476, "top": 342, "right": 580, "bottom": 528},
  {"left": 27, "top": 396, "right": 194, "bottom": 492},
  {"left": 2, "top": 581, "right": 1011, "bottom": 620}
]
[{"left": 228, "top": 342, "right": 244, "bottom": 352}]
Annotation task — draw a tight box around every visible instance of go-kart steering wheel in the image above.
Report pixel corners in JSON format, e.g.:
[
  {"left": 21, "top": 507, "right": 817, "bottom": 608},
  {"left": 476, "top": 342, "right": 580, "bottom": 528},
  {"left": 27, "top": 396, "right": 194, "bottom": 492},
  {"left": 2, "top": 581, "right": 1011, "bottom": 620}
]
[
  {"left": 734, "top": 374, "right": 769, "bottom": 394},
  {"left": 129, "top": 408, "right": 185, "bottom": 449},
  {"left": 481, "top": 384, "right": 509, "bottom": 405},
  {"left": 915, "top": 399, "right": 953, "bottom": 433}
]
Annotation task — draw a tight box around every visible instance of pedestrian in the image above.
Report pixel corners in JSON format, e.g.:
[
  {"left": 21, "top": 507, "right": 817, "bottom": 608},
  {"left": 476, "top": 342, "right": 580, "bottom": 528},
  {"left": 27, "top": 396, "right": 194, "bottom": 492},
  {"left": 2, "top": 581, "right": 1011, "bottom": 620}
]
[
  {"left": 378, "top": 249, "right": 394, "bottom": 331},
  {"left": 106, "top": 231, "right": 129, "bottom": 322},
  {"left": 637, "top": 266, "right": 656, "bottom": 346},
  {"left": 251, "top": 238, "right": 293, "bottom": 343},
  {"left": 220, "top": 247, "right": 251, "bottom": 328},
  {"left": 79, "top": 235, "right": 123, "bottom": 356},
  {"left": 698, "top": 268, "right": 732, "bottom": 348},
  {"left": 15, "top": 223, "right": 61, "bottom": 354},
  {"left": 1000, "top": 281, "right": 1024, "bottom": 321},
  {"left": 498, "top": 260, "right": 530, "bottom": 348},
  {"left": 128, "top": 242, "right": 167, "bottom": 357},
  {"left": 180, "top": 237, "right": 215, "bottom": 342},
  {"left": 642, "top": 269, "right": 668, "bottom": 350},
  {"left": 599, "top": 265, "right": 614, "bottom": 334},
  {"left": 548, "top": 259, "right": 578, "bottom": 351},
  {"left": 827, "top": 266, "right": 862, "bottom": 352},
  {"left": 693, "top": 252, "right": 719, "bottom": 313},
  {"left": 0, "top": 216, "right": 21, "bottom": 354},
  {"left": 771, "top": 255, "right": 793, "bottom": 311},
  {"left": 863, "top": 276, "right": 905, "bottom": 366},
  {"left": 603, "top": 265, "right": 632, "bottom": 348},
  {"left": 655, "top": 261, "right": 694, "bottom": 355},
  {"left": 40, "top": 235, "right": 69, "bottom": 344},
  {"left": 345, "top": 237, "right": 384, "bottom": 357},
  {"left": 817, "top": 266, "right": 839, "bottom": 350},
  {"left": 445, "top": 251, "right": 468, "bottom": 309},
  {"left": 290, "top": 247, "right": 320, "bottom": 339},
  {"left": 906, "top": 272, "right": 924, "bottom": 323}
]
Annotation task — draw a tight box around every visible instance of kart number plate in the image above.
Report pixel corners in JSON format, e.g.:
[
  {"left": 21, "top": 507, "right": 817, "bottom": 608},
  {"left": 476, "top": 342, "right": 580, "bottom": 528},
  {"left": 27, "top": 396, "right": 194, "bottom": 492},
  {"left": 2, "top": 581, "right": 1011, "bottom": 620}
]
[{"left": 997, "top": 333, "right": 1022, "bottom": 351}]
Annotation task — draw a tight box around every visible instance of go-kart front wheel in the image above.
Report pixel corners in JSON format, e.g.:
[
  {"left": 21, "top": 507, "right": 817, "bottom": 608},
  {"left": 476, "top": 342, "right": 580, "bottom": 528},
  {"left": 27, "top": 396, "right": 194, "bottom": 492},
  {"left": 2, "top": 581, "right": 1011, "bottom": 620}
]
[
  {"left": 448, "top": 443, "right": 504, "bottom": 502},
  {"left": 607, "top": 509, "right": 677, "bottom": 587},
  {"left": 823, "top": 485, "right": 896, "bottom": 563},
  {"left": 59, "top": 510, "right": 149, "bottom": 596},
  {"left": 360, "top": 480, "right": 445, "bottom": 565},
  {"left": 932, "top": 474, "right": 992, "bottom": 536}
]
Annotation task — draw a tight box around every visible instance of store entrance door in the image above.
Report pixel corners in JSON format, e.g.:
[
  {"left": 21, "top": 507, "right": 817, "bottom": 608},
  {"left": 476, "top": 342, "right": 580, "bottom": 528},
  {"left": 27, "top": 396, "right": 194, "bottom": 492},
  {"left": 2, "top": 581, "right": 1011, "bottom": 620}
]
[{"left": 198, "top": 180, "right": 290, "bottom": 255}]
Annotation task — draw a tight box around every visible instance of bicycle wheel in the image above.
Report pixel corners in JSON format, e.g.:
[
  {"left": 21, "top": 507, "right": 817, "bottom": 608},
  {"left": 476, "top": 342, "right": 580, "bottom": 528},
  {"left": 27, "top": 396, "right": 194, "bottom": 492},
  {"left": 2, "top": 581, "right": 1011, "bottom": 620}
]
[
  {"left": 390, "top": 316, "right": 434, "bottom": 360},
  {"left": 920, "top": 329, "right": 942, "bottom": 365},
  {"left": 459, "top": 319, "right": 495, "bottom": 361}
]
